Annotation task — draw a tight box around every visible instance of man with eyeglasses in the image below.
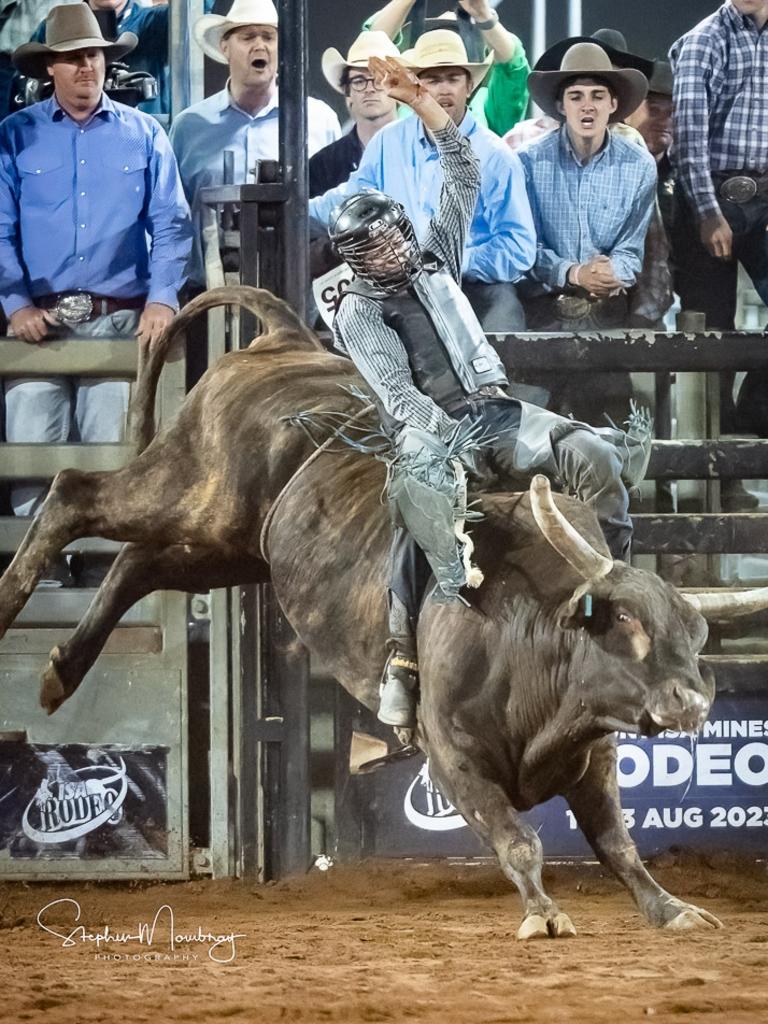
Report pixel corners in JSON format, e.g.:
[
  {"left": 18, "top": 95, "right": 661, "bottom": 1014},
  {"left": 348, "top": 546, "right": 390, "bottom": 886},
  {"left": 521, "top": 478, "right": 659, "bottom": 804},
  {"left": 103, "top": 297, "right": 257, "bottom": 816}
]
[{"left": 310, "top": 31, "right": 400, "bottom": 197}]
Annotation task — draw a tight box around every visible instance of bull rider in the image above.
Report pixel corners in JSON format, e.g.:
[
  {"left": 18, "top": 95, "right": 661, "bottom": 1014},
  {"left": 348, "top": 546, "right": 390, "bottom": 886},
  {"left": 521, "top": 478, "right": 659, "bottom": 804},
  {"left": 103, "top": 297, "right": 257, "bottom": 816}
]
[{"left": 328, "top": 55, "right": 652, "bottom": 730}]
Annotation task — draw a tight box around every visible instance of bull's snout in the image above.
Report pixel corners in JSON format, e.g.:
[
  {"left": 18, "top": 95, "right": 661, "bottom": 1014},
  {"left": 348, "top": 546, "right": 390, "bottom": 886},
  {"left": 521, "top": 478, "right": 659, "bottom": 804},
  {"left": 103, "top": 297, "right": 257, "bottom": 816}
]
[{"left": 648, "top": 680, "right": 712, "bottom": 734}]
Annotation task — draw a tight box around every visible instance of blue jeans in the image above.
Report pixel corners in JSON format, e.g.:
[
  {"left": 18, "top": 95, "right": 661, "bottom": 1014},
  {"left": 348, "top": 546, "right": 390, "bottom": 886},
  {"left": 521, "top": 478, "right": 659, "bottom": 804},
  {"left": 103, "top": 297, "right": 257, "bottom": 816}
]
[
  {"left": 461, "top": 279, "right": 526, "bottom": 332},
  {"left": 4, "top": 309, "right": 138, "bottom": 516}
]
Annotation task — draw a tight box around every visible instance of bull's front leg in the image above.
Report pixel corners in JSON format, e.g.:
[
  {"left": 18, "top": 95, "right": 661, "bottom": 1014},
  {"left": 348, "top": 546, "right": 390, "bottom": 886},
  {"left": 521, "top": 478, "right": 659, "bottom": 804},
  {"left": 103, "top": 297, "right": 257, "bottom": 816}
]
[
  {"left": 426, "top": 740, "right": 576, "bottom": 940},
  {"left": 564, "top": 736, "right": 723, "bottom": 931}
]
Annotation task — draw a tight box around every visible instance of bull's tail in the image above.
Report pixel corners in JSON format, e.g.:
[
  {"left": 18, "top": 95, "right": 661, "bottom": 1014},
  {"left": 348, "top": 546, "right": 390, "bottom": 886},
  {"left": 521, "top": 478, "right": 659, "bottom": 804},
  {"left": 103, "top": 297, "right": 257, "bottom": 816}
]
[{"left": 129, "top": 286, "right": 322, "bottom": 454}]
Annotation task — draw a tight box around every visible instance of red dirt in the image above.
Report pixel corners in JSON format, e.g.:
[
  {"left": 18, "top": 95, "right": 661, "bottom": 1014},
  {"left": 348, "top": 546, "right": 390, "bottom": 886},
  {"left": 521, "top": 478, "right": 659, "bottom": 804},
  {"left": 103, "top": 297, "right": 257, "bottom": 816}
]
[{"left": 0, "top": 856, "right": 766, "bottom": 1024}]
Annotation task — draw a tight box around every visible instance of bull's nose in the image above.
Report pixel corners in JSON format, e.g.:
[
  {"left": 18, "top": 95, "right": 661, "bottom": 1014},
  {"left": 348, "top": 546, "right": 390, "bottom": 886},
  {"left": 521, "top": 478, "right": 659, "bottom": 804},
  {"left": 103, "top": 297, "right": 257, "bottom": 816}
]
[{"left": 650, "top": 683, "right": 711, "bottom": 733}]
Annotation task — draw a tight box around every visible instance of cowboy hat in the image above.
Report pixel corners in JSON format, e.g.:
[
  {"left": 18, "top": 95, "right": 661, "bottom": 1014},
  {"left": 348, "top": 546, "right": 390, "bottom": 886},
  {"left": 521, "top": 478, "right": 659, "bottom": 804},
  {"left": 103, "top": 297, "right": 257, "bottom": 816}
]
[
  {"left": 647, "top": 60, "right": 673, "bottom": 97},
  {"left": 400, "top": 29, "right": 492, "bottom": 93},
  {"left": 528, "top": 42, "right": 649, "bottom": 122},
  {"left": 194, "top": 0, "right": 278, "bottom": 66},
  {"left": 12, "top": 4, "right": 137, "bottom": 80},
  {"left": 534, "top": 32, "right": 655, "bottom": 80},
  {"left": 322, "top": 31, "right": 402, "bottom": 94}
]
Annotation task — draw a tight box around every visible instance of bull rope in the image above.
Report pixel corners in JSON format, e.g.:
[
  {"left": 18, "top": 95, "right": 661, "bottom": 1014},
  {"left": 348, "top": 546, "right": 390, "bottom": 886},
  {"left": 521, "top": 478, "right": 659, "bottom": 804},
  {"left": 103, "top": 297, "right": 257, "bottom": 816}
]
[{"left": 259, "top": 404, "right": 375, "bottom": 563}]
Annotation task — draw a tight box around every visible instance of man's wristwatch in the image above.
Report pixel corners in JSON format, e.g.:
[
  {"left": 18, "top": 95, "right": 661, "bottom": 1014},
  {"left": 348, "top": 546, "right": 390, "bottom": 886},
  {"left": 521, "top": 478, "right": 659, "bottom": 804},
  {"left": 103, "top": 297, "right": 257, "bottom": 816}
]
[{"left": 473, "top": 10, "right": 499, "bottom": 29}]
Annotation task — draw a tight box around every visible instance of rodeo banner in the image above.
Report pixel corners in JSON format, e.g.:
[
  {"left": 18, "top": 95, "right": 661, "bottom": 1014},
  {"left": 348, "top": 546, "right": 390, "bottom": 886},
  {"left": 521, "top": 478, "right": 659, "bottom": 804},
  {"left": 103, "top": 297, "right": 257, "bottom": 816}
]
[
  {"left": 363, "top": 696, "right": 768, "bottom": 858},
  {"left": 0, "top": 742, "right": 168, "bottom": 860}
]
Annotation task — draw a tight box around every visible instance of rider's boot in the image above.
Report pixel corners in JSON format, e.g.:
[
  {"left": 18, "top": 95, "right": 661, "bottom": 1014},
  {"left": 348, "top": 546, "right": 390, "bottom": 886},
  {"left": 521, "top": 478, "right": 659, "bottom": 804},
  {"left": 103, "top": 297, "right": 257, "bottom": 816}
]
[{"left": 378, "top": 594, "right": 419, "bottom": 729}]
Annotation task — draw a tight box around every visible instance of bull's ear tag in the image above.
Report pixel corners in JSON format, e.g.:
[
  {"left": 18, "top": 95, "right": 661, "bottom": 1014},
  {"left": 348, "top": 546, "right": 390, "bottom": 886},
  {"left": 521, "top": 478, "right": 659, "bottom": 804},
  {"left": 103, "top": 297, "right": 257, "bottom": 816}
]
[{"left": 582, "top": 594, "right": 593, "bottom": 618}]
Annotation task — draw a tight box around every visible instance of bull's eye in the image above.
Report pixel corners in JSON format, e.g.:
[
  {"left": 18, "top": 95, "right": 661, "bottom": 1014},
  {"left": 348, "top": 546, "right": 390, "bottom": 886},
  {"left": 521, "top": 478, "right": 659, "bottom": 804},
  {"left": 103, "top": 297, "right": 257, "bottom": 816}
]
[{"left": 616, "top": 612, "right": 632, "bottom": 624}]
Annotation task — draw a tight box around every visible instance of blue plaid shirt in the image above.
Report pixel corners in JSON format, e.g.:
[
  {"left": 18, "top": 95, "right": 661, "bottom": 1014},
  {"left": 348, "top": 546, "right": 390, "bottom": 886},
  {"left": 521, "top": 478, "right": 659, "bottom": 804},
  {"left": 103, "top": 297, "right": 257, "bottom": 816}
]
[
  {"left": 670, "top": 1, "right": 768, "bottom": 220},
  {"left": 517, "top": 127, "right": 657, "bottom": 291}
]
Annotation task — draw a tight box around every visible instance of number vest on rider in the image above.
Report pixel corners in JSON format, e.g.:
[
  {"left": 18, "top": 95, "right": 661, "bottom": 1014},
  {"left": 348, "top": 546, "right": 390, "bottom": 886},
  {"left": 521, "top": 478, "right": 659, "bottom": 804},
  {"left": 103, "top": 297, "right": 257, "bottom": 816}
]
[{"left": 348, "top": 267, "right": 508, "bottom": 431}]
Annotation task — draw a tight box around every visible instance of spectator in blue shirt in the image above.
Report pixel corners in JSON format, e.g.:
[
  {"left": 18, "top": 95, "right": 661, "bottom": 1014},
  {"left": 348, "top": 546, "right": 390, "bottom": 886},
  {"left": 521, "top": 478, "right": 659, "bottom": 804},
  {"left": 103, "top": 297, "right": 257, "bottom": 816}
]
[
  {"left": 170, "top": 0, "right": 340, "bottom": 287},
  {"left": 310, "top": 29, "right": 536, "bottom": 331},
  {"left": 1, "top": 5, "right": 192, "bottom": 519}
]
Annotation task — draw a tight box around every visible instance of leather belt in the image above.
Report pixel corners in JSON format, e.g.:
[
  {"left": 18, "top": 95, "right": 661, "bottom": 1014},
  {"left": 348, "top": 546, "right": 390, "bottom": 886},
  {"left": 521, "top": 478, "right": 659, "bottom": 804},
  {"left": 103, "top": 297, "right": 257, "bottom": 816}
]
[
  {"left": 715, "top": 171, "right": 768, "bottom": 204},
  {"left": 36, "top": 291, "right": 147, "bottom": 324},
  {"left": 444, "top": 383, "right": 510, "bottom": 417}
]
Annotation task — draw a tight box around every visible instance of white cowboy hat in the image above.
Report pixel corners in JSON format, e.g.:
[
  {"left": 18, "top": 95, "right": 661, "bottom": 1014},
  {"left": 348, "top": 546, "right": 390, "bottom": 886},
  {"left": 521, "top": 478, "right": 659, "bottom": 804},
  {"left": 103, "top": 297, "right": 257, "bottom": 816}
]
[
  {"left": 193, "top": 0, "right": 278, "bottom": 65},
  {"left": 322, "top": 31, "right": 402, "bottom": 94},
  {"left": 528, "top": 41, "right": 648, "bottom": 122},
  {"left": 13, "top": 4, "right": 136, "bottom": 79},
  {"left": 400, "top": 29, "right": 492, "bottom": 93}
]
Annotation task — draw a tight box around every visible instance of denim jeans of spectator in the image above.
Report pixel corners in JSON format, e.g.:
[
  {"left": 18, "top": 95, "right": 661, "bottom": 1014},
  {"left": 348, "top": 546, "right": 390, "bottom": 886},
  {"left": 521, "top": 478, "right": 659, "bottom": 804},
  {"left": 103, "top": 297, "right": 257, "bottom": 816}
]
[
  {"left": 4, "top": 309, "right": 138, "bottom": 516},
  {"left": 520, "top": 291, "right": 633, "bottom": 426},
  {"left": 461, "top": 279, "right": 526, "bottom": 333},
  {"left": 671, "top": 189, "right": 768, "bottom": 434}
]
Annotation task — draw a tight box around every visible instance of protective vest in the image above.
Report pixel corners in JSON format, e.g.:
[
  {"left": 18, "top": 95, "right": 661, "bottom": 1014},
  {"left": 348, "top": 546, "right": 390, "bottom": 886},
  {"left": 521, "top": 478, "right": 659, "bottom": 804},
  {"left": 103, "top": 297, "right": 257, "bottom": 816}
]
[{"left": 351, "top": 268, "right": 508, "bottom": 415}]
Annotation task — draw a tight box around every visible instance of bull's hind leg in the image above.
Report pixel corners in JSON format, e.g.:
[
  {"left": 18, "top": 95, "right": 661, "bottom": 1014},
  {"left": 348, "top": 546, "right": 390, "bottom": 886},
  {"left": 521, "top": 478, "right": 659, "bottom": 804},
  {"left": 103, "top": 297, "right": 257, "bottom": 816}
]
[
  {"left": 0, "top": 468, "right": 104, "bottom": 636},
  {"left": 0, "top": 443, "right": 228, "bottom": 639},
  {"left": 41, "top": 541, "right": 267, "bottom": 714},
  {"left": 426, "top": 742, "right": 576, "bottom": 940},
  {"left": 564, "top": 737, "right": 722, "bottom": 931}
]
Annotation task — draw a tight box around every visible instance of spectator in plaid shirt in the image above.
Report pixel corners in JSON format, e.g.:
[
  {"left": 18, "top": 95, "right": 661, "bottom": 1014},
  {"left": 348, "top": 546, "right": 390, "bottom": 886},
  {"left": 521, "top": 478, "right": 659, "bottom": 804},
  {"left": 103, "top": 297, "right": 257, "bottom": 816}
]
[
  {"left": 516, "top": 43, "right": 656, "bottom": 421},
  {"left": 669, "top": 0, "right": 768, "bottom": 509}
]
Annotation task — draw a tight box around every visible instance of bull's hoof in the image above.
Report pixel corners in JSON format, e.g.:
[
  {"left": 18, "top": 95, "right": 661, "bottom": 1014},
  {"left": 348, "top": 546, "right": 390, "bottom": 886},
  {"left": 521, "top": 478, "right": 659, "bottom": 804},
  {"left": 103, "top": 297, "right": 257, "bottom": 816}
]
[
  {"left": 517, "top": 912, "right": 577, "bottom": 941},
  {"left": 664, "top": 906, "right": 723, "bottom": 931},
  {"left": 40, "top": 648, "right": 69, "bottom": 715}
]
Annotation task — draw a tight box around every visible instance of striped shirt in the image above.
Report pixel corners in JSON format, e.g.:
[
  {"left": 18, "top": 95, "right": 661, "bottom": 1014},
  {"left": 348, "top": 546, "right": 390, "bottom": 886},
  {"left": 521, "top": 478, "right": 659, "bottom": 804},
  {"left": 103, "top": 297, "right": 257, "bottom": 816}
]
[
  {"left": 333, "top": 121, "right": 479, "bottom": 438},
  {"left": 669, "top": 1, "right": 768, "bottom": 220},
  {"left": 517, "top": 126, "right": 657, "bottom": 291}
]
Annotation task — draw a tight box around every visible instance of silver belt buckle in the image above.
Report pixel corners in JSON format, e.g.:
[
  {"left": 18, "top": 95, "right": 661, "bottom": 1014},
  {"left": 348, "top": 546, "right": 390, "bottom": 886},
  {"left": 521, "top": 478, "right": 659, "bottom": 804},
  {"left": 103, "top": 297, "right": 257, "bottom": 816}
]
[
  {"left": 54, "top": 291, "right": 94, "bottom": 325},
  {"left": 555, "top": 294, "right": 591, "bottom": 321},
  {"left": 719, "top": 175, "right": 758, "bottom": 204}
]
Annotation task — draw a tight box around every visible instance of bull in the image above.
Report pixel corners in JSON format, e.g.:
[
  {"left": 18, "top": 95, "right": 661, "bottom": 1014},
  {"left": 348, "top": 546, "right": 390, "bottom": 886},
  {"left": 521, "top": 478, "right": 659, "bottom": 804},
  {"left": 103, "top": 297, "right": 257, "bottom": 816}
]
[{"left": 2, "top": 286, "right": 764, "bottom": 937}]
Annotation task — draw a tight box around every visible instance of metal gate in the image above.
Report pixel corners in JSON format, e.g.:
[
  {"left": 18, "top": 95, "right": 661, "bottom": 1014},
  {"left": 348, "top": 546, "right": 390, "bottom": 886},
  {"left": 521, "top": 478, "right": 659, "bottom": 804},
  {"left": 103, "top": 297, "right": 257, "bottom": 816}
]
[{"left": 0, "top": 335, "right": 189, "bottom": 879}]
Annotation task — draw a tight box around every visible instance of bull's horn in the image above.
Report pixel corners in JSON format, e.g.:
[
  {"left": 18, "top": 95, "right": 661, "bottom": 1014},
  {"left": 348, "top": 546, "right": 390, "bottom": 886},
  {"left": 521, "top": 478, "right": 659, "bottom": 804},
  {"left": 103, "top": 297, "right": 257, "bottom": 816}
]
[
  {"left": 529, "top": 475, "right": 614, "bottom": 581},
  {"left": 682, "top": 588, "right": 768, "bottom": 620}
]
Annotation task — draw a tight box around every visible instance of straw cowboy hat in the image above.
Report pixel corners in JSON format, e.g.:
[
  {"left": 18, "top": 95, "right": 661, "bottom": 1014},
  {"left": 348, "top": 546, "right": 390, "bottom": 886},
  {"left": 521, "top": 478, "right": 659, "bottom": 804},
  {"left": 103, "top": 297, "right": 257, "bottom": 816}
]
[
  {"left": 322, "top": 31, "right": 402, "bottom": 94},
  {"left": 194, "top": 0, "right": 278, "bottom": 65},
  {"left": 401, "top": 29, "right": 492, "bottom": 92},
  {"left": 528, "top": 42, "right": 648, "bottom": 123},
  {"left": 12, "top": 4, "right": 137, "bottom": 80}
]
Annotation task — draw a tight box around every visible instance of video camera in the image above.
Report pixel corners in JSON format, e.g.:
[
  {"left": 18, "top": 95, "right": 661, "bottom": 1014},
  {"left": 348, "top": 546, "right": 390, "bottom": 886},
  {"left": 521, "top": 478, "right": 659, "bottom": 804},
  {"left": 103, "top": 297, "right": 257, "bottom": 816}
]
[{"left": 10, "top": 62, "right": 157, "bottom": 113}]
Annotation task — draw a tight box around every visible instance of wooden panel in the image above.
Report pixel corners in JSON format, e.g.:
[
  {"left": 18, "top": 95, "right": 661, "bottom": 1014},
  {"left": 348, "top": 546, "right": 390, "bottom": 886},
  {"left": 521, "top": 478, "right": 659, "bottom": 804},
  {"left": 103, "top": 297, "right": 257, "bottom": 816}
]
[
  {"left": 0, "top": 339, "right": 137, "bottom": 376},
  {"left": 0, "top": 443, "right": 134, "bottom": 478},
  {"left": 701, "top": 654, "right": 768, "bottom": 691},
  {"left": 0, "top": 626, "right": 162, "bottom": 656},
  {"left": 648, "top": 439, "right": 768, "bottom": 479},
  {"left": 493, "top": 330, "right": 768, "bottom": 373},
  {"left": 633, "top": 513, "right": 768, "bottom": 553},
  {"left": 0, "top": 518, "right": 122, "bottom": 555}
]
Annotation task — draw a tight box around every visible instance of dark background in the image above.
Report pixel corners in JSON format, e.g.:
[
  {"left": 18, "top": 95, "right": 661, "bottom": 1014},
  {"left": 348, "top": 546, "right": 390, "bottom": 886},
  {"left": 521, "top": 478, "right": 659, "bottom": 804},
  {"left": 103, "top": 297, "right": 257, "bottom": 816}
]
[{"left": 306, "top": 0, "right": 719, "bottom": 119}]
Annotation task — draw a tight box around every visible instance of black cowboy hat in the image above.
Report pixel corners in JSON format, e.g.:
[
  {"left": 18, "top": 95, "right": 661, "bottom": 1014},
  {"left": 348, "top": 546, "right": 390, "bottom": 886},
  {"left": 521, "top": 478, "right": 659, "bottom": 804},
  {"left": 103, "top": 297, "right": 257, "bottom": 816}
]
[{"left": 534, "top": 30, "right": 655, "bottom": 80}]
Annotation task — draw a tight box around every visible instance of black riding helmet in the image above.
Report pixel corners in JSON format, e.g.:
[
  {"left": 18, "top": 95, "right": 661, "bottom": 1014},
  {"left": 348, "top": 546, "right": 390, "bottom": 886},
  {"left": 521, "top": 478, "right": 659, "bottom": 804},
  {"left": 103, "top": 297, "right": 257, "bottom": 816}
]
[{"left": 328, "top": 190, "right": 422, "bottom": 293}]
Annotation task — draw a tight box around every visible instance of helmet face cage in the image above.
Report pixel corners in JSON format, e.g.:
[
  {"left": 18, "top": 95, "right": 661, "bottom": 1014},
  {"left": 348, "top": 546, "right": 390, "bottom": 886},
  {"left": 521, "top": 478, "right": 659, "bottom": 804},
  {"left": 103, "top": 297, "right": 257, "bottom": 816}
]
[{"left": 329, "top": 192, "right": 422, "bottom": 293}]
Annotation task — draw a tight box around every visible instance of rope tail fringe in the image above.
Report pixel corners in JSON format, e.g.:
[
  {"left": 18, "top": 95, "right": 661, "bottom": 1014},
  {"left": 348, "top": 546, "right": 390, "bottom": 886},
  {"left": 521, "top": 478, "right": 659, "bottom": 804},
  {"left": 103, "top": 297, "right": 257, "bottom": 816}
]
[{"left": 451, "top": 459, "right": 484, "bottom": 590}]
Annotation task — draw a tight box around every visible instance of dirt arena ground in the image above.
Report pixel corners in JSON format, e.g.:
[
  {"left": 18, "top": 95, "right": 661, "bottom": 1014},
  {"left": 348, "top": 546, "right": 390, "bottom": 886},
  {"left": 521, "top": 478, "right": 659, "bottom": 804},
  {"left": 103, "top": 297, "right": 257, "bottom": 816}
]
[{"left": 0, "top": 855, "right": 766, "bottom": 1024}]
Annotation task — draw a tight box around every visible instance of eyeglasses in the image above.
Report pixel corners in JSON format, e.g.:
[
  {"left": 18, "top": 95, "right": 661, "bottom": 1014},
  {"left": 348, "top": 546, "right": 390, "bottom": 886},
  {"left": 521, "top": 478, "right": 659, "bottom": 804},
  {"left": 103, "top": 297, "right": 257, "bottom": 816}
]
[{"left": 347, "top": 76, "right": 384, "bottom": 93}]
